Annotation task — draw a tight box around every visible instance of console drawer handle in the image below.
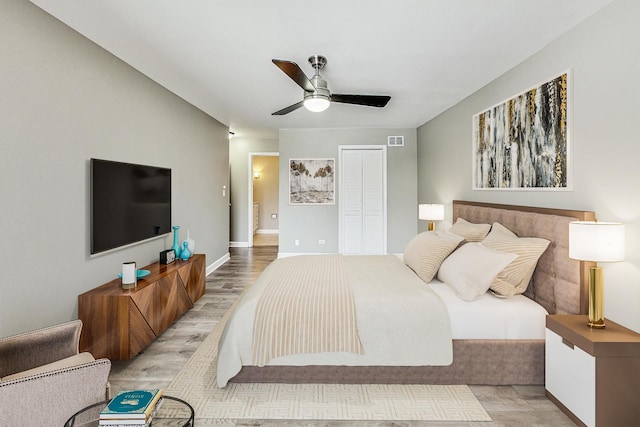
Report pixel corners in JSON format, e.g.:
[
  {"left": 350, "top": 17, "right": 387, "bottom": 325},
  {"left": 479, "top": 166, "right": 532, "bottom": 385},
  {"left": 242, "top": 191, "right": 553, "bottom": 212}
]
[{"left": 562, "top": 338, "right": 574, "bottom": 349}]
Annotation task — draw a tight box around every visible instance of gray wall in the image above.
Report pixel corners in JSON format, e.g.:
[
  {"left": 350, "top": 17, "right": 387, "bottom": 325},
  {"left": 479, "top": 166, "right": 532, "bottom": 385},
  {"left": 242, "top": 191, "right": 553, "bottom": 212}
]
[
  {"left": 229, "top": 138, "right": 279, "bottom": 244},
  {"left": 417, "top": 0, "right": 640, "bottom": 332},
  {"left": 279, "top": 128, "right": 418, "bottom": 254},
  {"left": 0, "top": 0, "right": 230, "bottom": 337}
]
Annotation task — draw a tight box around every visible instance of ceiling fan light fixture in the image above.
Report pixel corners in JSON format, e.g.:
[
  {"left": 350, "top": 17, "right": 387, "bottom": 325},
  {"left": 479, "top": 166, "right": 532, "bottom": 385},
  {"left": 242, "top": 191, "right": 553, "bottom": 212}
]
[
  {"left": 271, "top": 56, "right": 390, "bottom": 115},
  {"left": 303, "top": 94, "right": 330, "bottom": 112}
]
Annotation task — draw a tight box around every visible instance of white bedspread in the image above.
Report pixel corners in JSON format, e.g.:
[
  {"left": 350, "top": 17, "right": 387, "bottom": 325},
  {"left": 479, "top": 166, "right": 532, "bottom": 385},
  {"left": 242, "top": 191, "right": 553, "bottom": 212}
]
[
  {"left": 428, "top": 281, "right": 548, "bottom": 339},
  {"left": 216, "top": 255, "right": 453, "bottom": 387}
]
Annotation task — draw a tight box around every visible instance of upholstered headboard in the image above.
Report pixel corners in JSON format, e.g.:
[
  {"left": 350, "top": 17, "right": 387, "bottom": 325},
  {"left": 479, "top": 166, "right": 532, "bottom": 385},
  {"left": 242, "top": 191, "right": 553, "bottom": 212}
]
[{"left": 452, "top": 200, "right": 595, "bottom": 315}]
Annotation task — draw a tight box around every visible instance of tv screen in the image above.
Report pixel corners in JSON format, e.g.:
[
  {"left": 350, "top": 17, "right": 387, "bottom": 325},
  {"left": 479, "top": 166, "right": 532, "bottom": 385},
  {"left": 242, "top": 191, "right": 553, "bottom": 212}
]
[{"left": 91, "top": 158, "right": 171, "bottom": 255}]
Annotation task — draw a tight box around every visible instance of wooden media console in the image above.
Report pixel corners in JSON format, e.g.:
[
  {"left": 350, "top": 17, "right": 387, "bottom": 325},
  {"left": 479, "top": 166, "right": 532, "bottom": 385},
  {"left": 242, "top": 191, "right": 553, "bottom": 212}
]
[{"left": 78, "top": 254, "right": 205, "bottom": 360}]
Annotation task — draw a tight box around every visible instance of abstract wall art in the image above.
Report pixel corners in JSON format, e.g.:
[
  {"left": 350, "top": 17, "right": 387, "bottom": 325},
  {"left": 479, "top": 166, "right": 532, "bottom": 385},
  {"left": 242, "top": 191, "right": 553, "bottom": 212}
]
[
  {"left": 472, "top": 71, "right": 571, "bottom": 190},
  {"left": 289, "top": 158, "right": 335, "bottom": 205}
]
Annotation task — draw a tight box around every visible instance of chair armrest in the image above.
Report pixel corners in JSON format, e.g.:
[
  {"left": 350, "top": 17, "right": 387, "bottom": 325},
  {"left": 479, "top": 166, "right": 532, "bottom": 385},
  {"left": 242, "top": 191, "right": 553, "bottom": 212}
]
[
  {"left": 0, "top": 320, "right": 82, "bottom": 377},
  {"left": 0, "top": 358, "right": 111, "bottom": 427}
]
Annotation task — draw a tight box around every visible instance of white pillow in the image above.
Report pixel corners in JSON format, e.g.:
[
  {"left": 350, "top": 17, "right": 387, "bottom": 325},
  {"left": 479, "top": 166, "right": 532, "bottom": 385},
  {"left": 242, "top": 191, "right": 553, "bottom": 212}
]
[
  {"left": 482, "top": 222, "right": 551, "bottom": 297},
  {"left": 404, "top": 231, "right": 464, "bottom": 283},
  {"left": 448, "top": 218, "right": 492, "bottom": 242},
  {"left": 437, "top": 242, "right": 517, "bottom": 301}
]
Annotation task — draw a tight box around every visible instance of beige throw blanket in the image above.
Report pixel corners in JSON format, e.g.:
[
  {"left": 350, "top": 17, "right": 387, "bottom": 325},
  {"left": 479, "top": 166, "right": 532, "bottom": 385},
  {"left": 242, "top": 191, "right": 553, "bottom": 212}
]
[{"left": 252, "top": 255, "right": 364, "bottom": 366}]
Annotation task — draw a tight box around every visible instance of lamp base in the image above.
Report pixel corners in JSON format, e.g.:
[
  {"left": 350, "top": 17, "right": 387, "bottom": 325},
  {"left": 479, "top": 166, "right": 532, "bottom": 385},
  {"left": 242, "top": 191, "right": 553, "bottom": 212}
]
[
  {"left": 587, "top": 319, "right": 605, "bottom": 329},
  {"left": 427, "top": 221, "right": 435, "bottom": 231},
  {"left": 588, "top": 266, "right": 605, "bottom": 328}
]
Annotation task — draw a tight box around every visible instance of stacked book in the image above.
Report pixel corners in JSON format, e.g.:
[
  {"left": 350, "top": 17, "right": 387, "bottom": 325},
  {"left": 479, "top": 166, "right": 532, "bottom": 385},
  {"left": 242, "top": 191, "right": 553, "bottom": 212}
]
[{"left": 99, "top": 389, "right": 163, "bottom": 426}]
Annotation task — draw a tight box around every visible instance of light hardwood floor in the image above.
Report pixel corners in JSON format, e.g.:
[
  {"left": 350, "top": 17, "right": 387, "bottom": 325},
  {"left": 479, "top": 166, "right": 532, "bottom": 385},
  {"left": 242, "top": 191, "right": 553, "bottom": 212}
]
[
  {"left": 253, "top": 232, "right": 279, "bottom": 246},
  {"left": 108, "top": 246, "right": 576, "bottom": 426}
]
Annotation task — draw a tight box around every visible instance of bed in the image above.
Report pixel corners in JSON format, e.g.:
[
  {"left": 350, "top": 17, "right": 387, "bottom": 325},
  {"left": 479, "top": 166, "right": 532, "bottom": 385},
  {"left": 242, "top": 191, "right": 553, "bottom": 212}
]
[{"left": 217, "top": 200, "right": 595, "bottom": 387}]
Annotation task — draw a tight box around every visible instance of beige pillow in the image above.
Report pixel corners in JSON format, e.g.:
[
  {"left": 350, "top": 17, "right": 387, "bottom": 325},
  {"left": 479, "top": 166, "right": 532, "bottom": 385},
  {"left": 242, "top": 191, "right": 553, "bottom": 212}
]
[
  {"left": 437, "top": 242, "right": 517, "bottom": 301},
  {"left": 482, "top": 222, "right": 550, "bottom": 297},
  {"left": 404, "top": 231, "right": 463, "bottom": 283},
  {"left": 448, "top": 218, "right": 492, "bottom": 242}
]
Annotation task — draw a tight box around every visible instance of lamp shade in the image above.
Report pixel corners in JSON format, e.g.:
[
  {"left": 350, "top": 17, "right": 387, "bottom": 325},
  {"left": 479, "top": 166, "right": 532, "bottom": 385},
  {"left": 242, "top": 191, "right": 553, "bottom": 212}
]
[
  {"left": 569, "top": 221, "right": 625, "bottom": 262},
  {"left": 418, "top": 204, "right": 445, "bottom": 221}
]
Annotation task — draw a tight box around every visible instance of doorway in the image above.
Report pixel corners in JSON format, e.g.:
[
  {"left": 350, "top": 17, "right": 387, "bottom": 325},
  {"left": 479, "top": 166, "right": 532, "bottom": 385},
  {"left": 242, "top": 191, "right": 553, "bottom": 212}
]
[{"left": 248, "top": 152, "right": 279, "bottom": 247}]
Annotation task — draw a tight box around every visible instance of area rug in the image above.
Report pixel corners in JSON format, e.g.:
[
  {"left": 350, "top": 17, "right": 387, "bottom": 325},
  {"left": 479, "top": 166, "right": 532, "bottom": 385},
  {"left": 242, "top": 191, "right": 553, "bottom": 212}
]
[{"left": 165, "top": 300, "right": 491, "bottom": 422}]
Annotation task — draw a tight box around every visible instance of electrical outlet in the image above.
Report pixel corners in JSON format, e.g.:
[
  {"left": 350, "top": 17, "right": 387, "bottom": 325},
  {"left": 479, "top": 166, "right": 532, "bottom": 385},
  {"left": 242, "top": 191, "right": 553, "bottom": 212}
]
[
  {"left": 271, "top": 213, "right": 278, "bottom": 219},
  {"left": 319, "top": 240, "right": 326, "bottom": 245},
  {"left": 295, "top": 239, "right": 300, "bottom": 246}
]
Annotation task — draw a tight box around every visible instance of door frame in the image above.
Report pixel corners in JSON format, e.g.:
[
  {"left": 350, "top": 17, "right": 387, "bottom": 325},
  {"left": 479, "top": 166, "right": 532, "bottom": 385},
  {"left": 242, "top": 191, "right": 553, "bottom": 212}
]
[
  {"left": 248, "top": 152, "right": 279, "bottom": 247},
  {"left": 338, "top": 145, "right": 388, "bottom": 254}
]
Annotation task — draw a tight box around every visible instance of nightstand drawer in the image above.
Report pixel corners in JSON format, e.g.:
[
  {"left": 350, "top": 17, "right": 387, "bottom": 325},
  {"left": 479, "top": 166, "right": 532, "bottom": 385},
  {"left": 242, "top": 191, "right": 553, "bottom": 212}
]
[{"left": 545, "top": 328, "right": 595, "bottom": 427}]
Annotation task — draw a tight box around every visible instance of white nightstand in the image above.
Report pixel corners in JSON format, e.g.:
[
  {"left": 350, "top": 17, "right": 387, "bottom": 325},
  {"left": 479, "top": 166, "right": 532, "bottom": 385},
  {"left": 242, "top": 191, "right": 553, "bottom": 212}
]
[{"left": 545, "top": 315, "right": 640, "bottom": 427}]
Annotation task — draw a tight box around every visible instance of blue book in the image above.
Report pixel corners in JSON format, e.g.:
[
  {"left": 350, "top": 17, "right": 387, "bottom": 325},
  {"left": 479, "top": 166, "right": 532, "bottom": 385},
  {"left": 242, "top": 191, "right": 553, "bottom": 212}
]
[{"left": 100, "top": 389, "right": 163, "bottom": 420}]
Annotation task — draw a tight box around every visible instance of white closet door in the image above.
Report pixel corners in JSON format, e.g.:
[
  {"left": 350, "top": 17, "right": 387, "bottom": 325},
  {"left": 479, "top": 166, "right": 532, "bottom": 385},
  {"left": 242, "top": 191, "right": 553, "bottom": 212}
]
[
  {"left": 342, "top": 150, "right": 364, "bottom": 254},
  {"left": 340, "top": 147, "right": 386, "bottom": 255},
  {"left": 361, "top": 150, "right": 384, "bottom": 254}
]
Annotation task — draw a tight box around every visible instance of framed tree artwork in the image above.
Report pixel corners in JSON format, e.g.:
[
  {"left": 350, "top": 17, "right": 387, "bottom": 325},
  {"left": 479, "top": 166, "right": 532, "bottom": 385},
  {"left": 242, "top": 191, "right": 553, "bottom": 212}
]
[
  {"left": 472, "top": 70, "right": 571, "bottom": 190},
  {"left": 289, "top": 158, "right": 335, "bottom": 205}
]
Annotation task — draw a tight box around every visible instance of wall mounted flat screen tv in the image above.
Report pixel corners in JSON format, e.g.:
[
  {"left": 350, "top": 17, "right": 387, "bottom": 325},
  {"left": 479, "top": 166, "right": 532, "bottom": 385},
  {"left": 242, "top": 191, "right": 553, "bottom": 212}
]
[{"left": 91, "top": 158, "right": 171, "bottom": 255}]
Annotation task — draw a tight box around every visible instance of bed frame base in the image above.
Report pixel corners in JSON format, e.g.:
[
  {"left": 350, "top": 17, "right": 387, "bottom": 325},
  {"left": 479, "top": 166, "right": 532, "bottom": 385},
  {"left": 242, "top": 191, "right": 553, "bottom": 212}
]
[{"left": 230, "top": 339, "right": 544, "bottom": 385}]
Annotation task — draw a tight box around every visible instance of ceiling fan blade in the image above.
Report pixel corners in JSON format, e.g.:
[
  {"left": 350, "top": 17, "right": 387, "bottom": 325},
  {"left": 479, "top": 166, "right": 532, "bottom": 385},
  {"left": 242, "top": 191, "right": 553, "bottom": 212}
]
[
  {"left": 331, "top": 94, "right": 391, "bottom": 108},
  {"left": 272, "top": 59, "right": 316, "bottom": 92},
  {"left": 272, "top": 101, "right": 305, "bottom": 116}
]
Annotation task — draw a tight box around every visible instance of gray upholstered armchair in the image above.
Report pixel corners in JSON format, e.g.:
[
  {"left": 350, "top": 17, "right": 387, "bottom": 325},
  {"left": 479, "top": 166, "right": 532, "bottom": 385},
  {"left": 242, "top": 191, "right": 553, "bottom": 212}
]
[{"left": 0, "top": 320, "right": 111, "bottom": 426}]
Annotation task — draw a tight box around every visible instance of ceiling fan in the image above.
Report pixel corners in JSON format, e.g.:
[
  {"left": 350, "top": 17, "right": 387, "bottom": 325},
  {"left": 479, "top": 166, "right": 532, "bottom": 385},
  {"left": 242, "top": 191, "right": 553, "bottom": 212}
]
[{"left": 271, "top": 55, "right": 391, "bottom": 115}]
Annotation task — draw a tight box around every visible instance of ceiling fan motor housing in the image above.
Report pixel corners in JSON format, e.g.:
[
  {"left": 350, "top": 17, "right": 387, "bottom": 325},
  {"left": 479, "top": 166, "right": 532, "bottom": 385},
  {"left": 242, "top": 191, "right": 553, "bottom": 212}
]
[{"left": 307, "top": 75, "right": 330, "bottom": 98}]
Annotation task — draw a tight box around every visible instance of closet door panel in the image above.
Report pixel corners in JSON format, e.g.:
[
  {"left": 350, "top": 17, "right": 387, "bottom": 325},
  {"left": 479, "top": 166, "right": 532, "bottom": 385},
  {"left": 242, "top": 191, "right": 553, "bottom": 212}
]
[
  {"left": 362, "top": 150, "right": 384, "bottom": 254},
  {"left": 340, "top": 148, "right": 385, "bottom": 255},
  {"left": 341, "top": 151, "right": 364, "bottom": 254}
]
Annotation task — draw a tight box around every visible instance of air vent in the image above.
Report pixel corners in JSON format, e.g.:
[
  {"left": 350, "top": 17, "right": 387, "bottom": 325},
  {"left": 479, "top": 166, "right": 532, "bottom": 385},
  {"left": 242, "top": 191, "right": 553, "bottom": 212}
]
[{"left": 387, "top": 136, "right": 404, "bottom": 147}]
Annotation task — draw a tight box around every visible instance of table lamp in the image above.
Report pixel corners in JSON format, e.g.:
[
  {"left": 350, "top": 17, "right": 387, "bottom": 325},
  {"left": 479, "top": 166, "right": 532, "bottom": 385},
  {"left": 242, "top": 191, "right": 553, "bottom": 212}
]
[
  {"left": 419, "top": 204, "right": 444, "bottom": 231},
  {"left": 569, "top": 221, "right": 625, "bottom": 328}
]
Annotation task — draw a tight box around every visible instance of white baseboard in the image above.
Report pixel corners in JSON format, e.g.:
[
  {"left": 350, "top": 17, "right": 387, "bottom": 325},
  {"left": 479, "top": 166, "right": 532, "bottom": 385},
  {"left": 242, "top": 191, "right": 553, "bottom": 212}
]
[
  {"left": 229, "top": 241, "right": 249, "bottom": 248},
  {"left": 277, "top": 252, "right": 334, "bottom": 258},
  {"left": 206, "top": 252, "right": 230, "bottom": 275},
  {"left": 256, "top": 229, "right": 279, "bottom": 234}
]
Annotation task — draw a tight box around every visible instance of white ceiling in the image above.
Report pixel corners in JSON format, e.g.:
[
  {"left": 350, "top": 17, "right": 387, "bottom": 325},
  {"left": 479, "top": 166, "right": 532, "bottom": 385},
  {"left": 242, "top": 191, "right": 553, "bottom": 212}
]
[{"left": 30, "top": 0, "right": 612, "bottom": 139}]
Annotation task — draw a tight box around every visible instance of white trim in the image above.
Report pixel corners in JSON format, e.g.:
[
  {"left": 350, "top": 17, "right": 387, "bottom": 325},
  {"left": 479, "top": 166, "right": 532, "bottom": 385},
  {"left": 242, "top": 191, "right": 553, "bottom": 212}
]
[
  {"left": 256, "top": 229, "right": 279, "bottom": 234},
  {"left": 206, "top": 252, "right": 230, "bottom": 275},
  {"left": 229, "top": 241, "right": 249, "bottom": 248},
  {"left": 248, "top": 152, "right": 279, "bottom": 248},
  {"left": 278, "top": 252, "right": 333, "bottom": 258},
  {"left": 338, "top": 145, "right": 388, "bottom": 254}
]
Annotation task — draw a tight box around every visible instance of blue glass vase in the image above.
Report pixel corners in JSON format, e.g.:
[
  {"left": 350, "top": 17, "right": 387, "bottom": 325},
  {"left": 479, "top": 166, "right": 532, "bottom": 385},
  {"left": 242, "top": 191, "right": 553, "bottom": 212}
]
[
  {"left": 171, "top": 226, "right": 182, "bottom": 259},
  {"left": 180, "top": 241, "right": 192, "bottom": 260}
]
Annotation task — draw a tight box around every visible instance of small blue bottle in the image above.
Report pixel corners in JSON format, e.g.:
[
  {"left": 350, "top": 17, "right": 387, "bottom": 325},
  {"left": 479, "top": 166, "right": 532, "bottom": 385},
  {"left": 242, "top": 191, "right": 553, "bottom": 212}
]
[
  {"left": 171, "top": 225, "right": 182, "bottom": 259},
  {"left": 180, "top": 241, "right": 191, "bottom": 260}
]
